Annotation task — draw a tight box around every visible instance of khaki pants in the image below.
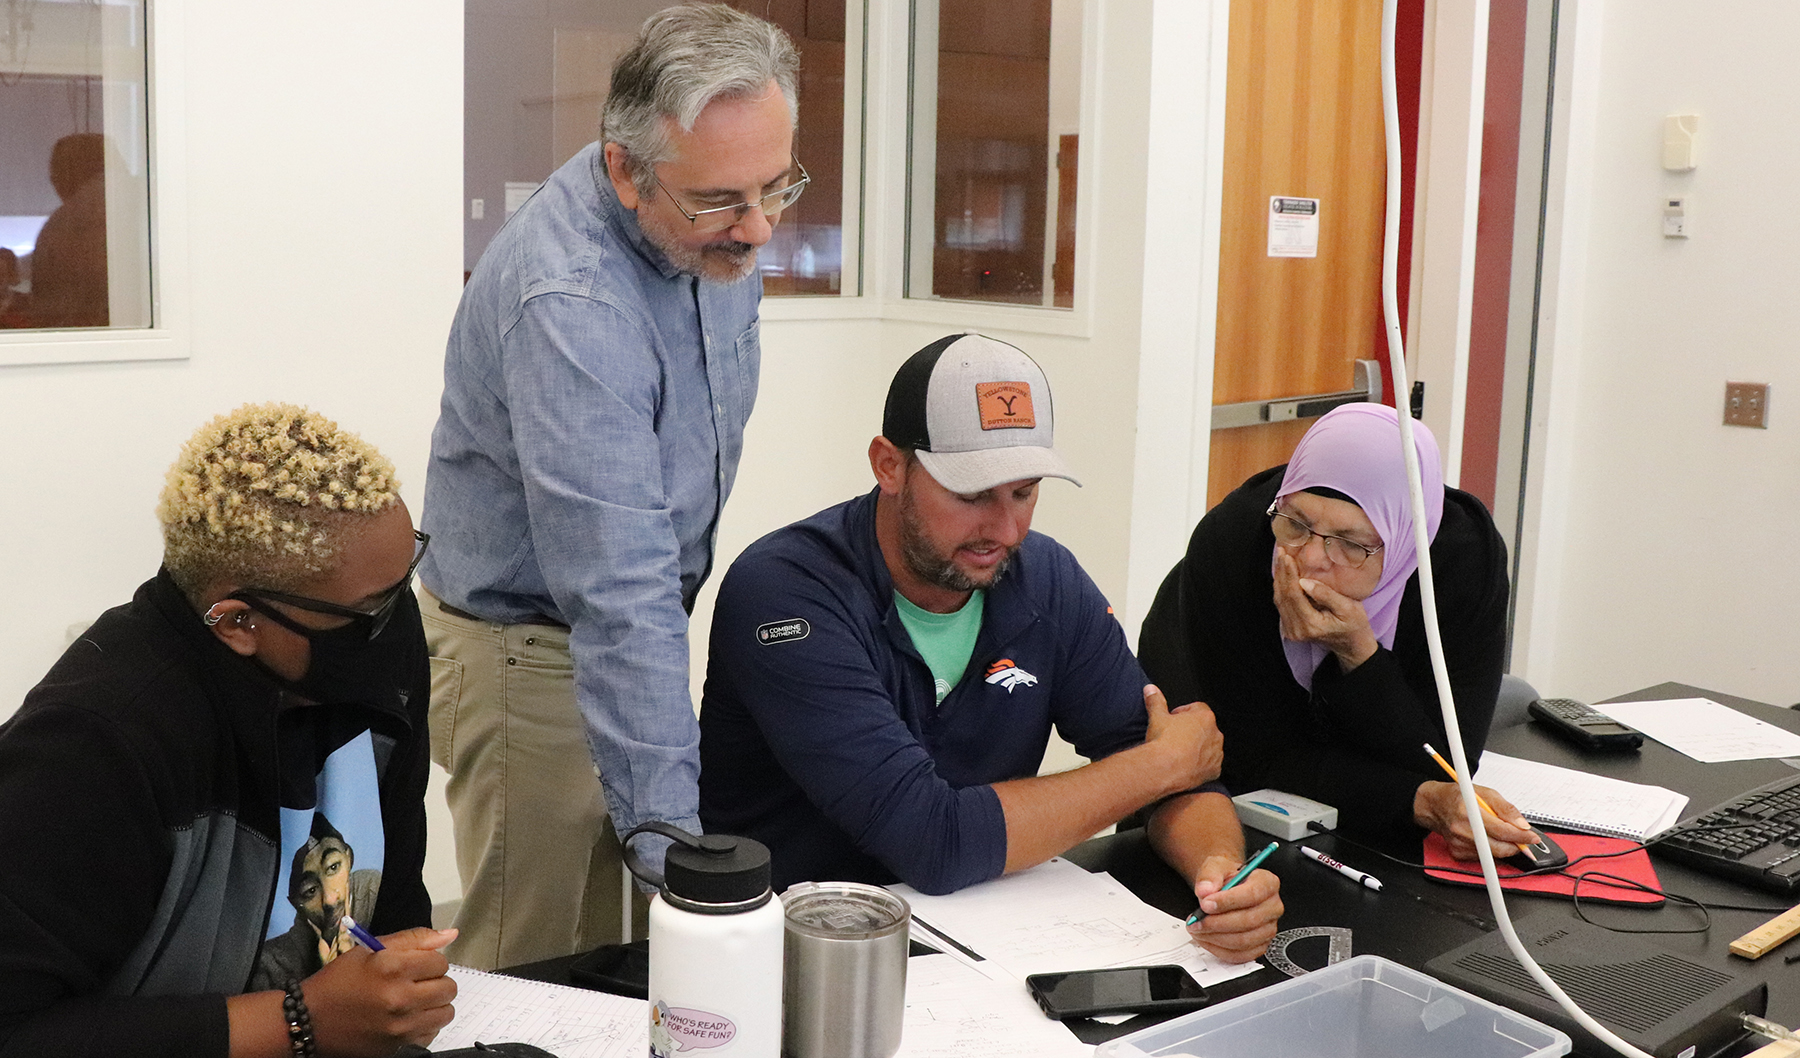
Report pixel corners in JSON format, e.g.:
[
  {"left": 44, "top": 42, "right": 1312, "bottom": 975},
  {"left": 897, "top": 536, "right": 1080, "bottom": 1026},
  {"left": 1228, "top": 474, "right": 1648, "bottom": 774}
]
[{"left": 420, "top": 588, "right": 646, "bottom": 969}]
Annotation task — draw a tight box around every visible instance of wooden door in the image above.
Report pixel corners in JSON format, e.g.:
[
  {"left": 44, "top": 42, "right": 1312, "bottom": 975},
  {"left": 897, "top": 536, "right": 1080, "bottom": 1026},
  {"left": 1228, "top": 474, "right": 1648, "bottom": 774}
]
[{"left": 1208, "top": 0, "right": 1388, "bottom": 509}]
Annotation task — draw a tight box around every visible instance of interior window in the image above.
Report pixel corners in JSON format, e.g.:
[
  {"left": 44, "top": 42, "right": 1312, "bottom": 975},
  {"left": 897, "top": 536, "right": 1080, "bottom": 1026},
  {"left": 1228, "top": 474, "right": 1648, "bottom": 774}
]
[
  {"left": 907, "top": 0, "right": 1082, "bottom": 308},
  {"left": 464, "top": 0, "right": 855, "bottom": 296},
  {"left": 0, "top": 0, "right": 153, "bottom": 331}
]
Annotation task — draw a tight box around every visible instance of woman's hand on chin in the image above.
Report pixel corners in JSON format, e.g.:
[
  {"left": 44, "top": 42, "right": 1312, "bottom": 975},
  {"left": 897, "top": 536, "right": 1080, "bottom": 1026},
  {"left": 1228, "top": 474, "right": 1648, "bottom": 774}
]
[{"left": 1272, "top": 550, "right": 1378, "bottom": 669}]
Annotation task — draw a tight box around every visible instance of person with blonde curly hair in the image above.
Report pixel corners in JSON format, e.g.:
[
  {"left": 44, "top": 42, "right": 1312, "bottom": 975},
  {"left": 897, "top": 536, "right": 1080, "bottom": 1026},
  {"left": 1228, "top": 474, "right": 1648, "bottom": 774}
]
[{"left": 0, "top": 403, "right": 458, "bottom": 1057}]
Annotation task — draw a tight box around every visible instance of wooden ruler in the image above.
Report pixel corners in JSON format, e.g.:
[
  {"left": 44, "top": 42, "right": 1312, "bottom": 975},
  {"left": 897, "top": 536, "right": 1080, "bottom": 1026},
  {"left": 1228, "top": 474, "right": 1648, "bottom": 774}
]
[{"left": 1730, "top": 903, "right": 1800, "bottom": 959}]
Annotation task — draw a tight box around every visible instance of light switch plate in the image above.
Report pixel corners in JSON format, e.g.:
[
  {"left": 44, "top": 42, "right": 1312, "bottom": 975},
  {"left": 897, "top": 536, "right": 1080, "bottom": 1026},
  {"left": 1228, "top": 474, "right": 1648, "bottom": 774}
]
[{"left": 1723, "top": 381, "right": 1770, "bottom": 428}]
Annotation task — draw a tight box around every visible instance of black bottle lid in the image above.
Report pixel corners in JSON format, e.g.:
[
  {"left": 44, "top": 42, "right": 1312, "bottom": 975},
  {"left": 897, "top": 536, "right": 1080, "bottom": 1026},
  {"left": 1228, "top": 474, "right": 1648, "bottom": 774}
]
[
  {"left": 665, "top": 833, "right": 773, "bottom": 907},
  {"left": 623, "top": 822, "right": 772, "bottom": 912}
]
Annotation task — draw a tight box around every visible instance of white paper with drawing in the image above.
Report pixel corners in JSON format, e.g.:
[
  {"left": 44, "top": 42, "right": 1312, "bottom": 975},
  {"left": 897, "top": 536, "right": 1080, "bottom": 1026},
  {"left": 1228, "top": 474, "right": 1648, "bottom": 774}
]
[
  {"left": 1599, "top": 698, "right": 1800, "bottom": 763},
  {"left": 895, "top": 953, "right": 1089, "bottom": 1058},
  {"left": 434, "top": 966, "right": 646, "bottom": 1057},
  {"left": 890, "top": 856, "right": 1261, "bottom": 986}
]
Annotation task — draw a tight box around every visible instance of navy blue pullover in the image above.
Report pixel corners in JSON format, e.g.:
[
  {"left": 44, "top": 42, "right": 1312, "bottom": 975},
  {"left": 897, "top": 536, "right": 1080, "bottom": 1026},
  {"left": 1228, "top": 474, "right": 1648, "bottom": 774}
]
[{"left": 699, "top": 488, "right": 1164, "bottom": 895}]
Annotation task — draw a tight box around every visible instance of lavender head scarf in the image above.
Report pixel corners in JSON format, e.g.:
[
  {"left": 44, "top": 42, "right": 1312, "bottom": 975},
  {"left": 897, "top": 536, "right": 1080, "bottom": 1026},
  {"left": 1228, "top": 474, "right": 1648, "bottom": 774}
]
[{"left": 1275, "top": 403, "right": 1443, "bottom": 689}]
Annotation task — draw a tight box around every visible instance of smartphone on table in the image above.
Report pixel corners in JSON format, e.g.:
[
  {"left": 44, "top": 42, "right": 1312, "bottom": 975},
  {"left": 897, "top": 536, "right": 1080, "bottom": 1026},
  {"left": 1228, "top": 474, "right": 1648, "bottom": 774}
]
[{"left": 1025, "top": 964, "right": 1210, "bottom": 1020}]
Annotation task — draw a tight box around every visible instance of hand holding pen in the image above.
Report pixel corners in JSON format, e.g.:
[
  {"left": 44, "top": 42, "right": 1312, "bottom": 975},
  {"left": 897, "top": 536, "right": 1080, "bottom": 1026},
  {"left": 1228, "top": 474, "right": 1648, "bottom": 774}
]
[
  {"left": 295, "top": 925, "right": 460, "bottom": 1056},
  {"left": 1184, "top": 841, "right": 1283, "bottom": 964}
]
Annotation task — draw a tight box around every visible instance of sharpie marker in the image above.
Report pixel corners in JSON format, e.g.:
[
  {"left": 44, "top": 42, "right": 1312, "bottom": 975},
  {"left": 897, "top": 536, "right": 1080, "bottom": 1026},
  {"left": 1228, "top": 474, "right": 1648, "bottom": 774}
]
[
  {"left": 1299, "top": 845, "right": 1382, "bottom": 891},
  {"left": 342, "top": 915, "right": 385, "bottom": 952},
  {"left": 1187, "top": 841, "right": 1279, "bottom": 925}
]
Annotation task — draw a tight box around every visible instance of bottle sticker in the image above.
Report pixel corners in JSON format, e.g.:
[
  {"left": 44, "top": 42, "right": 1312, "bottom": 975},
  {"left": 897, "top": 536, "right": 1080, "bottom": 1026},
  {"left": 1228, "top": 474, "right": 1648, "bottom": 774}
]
[{"left": 650, "top": 1001, "right": 737, "bottom": 1056}]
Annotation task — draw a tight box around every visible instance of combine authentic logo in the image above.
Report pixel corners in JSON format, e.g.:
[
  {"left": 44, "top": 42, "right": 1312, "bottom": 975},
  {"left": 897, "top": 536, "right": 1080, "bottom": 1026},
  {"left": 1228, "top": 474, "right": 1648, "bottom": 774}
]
[
  {"left": 756, "top": 618, "right": 810, "bottom": 645},
  {"left": 984, "top": 658, "right": 1038, "bottom": 692}
]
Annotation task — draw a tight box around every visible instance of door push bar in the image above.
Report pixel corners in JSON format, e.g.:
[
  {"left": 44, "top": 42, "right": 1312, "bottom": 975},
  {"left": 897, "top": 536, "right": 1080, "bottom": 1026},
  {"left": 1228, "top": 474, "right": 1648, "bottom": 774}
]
[{"left": 1210, "top": 359, "right": 1384, "bottom": 431}]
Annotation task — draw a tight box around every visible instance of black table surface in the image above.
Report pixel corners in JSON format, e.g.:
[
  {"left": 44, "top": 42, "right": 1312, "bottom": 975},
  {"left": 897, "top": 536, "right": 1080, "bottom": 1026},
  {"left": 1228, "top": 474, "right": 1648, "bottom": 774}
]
[
  {"left": 505, "top": 682, "right": 1800, "bottom": 1054},
  {"left": 1067, "top": 681, "right": 1800, "bottom": 1051}
]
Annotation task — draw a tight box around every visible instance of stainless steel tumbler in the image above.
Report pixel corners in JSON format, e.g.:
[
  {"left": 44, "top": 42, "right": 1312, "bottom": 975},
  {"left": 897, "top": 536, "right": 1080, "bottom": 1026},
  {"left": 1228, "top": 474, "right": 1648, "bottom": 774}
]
[{"left": 780, "top": 881, "right": 911, "bottom": 1058}]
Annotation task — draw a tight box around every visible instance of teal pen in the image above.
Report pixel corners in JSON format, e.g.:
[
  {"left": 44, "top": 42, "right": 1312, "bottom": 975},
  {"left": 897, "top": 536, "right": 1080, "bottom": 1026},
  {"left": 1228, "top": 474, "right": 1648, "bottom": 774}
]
[{"left": 1186, "top": 841, "right": 1279, "bottom": 925}]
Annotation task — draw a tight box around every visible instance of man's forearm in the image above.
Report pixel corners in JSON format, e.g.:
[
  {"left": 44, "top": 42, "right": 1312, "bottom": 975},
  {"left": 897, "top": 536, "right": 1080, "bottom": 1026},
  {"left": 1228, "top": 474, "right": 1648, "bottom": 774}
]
[
  {"left": 991, "top": 740, "right": 1189, "bottom": 873},
  {"left": 1145, "top": 791, "right": 1246, "bottom": 885}
]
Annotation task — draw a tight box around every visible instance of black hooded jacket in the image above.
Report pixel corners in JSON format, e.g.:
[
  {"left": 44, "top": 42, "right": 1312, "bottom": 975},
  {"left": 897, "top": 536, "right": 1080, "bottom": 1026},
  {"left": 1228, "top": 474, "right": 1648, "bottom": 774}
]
[{"left": 0, "top": 569, "right": 431, "bottom": 1057}]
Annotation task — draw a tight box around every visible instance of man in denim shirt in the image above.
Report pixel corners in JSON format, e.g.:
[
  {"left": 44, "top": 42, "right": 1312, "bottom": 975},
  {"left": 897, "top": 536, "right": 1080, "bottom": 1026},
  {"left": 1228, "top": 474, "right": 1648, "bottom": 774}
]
[{"left": 418, "top": 4, "right": 803, "bottom": 969}]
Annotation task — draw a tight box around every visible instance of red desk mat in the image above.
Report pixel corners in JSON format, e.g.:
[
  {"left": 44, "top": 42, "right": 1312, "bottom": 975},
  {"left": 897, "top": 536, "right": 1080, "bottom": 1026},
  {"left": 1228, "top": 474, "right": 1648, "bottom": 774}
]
[{"left": 1422, "top": 831, "right": 1664, "bottom": 906}]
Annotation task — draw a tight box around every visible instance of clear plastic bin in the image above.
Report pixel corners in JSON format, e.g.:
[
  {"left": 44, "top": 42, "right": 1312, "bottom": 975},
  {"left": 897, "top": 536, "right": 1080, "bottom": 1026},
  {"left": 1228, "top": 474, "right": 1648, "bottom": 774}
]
[{"left": 1096, "top": 955, "right": 1570, "bottom": 1058}]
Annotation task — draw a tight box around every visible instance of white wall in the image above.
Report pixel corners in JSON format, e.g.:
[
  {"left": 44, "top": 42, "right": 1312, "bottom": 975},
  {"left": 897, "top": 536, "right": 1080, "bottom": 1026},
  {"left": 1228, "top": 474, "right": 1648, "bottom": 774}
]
[
  {"left": 1515, "top": 0, "right": 1800, "bottom": 707},
  {"left": 0, "top": 0, "right": 465, "bottom": 889},
  {"left": 0, "top": 0, "right": 463, "bottom": 709}
]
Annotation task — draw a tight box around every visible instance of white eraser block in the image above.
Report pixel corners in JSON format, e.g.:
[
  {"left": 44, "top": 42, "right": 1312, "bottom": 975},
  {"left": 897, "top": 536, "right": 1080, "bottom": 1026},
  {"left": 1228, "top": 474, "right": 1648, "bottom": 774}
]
[{"left": 1232, "top": 789, "right": 1339, "bottom": 840}]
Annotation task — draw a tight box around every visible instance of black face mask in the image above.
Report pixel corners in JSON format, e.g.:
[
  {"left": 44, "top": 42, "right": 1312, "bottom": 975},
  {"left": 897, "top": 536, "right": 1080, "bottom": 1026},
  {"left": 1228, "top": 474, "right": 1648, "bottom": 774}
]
[{"left": 258, "top": 590, "right": 421, "bottom": 710}]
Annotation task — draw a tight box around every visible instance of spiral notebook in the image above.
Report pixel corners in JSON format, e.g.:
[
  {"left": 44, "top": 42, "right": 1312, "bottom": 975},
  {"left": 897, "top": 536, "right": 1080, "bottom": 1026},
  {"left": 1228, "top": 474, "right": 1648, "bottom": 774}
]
[
  {"left": 434, "top": 965, "right": 646, "bottom": 1057},
  {"left": 1471, "top": 751, "right": 1689, "bottom": 842}
]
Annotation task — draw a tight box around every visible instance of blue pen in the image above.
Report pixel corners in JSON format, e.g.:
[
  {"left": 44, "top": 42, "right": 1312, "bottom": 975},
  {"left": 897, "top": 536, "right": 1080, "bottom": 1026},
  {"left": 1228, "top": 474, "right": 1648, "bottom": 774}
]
[
  {"left": 342, "top": 915, "right": 385, "bottom": 952},
  {"left": 1186, "top": 841, "right": 1279, "bottom": 925}
]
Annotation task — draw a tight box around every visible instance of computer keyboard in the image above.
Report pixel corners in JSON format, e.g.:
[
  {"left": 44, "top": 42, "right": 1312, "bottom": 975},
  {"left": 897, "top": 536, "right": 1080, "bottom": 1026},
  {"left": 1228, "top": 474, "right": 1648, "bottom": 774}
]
[{"left": 1652, "top": 772, "right": 1800, "bottom": 895}]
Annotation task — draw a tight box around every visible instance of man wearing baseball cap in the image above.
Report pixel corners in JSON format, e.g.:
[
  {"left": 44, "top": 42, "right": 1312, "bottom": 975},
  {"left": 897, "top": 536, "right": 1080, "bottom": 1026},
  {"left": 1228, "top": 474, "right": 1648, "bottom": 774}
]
[{"left": 698, "top": 333, "right": 1282, "bottom": 963}]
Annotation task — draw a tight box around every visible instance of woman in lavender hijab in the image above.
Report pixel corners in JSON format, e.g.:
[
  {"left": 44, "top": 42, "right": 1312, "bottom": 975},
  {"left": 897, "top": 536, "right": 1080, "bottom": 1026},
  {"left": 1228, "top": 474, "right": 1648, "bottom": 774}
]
[{"left": 1139, "top": 404, "right": 1527, "bottom": 860}]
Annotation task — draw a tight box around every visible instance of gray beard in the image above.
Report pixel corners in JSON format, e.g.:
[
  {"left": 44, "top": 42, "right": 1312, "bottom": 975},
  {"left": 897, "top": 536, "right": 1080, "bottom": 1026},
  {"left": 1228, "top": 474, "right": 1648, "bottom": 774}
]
[{"left": 636, "top": 205, "right": 759, "bottom": 283}]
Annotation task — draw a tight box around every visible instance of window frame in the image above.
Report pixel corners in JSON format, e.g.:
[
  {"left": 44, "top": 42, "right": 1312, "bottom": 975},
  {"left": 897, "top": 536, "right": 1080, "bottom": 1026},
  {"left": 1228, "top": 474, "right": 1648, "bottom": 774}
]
[
  {"left": 0, "top": 0, "right": 189, "bottom": 368},
  {"left": 876, "top": 0, "right": 1100, "bottom": 336}
]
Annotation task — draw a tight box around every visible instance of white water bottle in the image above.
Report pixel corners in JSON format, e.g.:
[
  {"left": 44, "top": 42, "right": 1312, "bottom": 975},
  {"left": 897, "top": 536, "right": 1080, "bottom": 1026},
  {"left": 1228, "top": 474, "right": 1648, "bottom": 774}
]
[{"left": 624, "top": 823, "right": 784, "bottom": 1058}]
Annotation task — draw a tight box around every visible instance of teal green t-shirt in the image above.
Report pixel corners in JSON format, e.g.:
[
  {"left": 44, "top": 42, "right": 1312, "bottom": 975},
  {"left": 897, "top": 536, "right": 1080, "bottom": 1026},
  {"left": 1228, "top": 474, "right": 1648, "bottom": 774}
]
[{"left": 894, "top": 590, "right": 985, "bottom": 703}]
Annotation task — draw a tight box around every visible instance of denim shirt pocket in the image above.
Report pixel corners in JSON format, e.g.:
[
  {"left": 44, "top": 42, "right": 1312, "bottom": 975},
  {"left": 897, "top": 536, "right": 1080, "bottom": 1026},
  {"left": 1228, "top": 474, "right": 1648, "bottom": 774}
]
[{"left": 733, "top": 321, "right": 762, "bottom": 420}]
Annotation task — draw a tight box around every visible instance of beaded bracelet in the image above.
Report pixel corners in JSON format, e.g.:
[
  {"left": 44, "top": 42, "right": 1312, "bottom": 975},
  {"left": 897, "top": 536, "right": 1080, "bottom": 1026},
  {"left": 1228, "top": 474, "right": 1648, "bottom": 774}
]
[{"left": 281, "top": 979, "right": 318, "bottom": 1057}]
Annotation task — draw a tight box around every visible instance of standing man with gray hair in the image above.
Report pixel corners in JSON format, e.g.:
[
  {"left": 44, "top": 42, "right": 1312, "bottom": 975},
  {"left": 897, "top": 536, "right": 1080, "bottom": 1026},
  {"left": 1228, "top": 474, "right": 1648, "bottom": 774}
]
[{"left": 419, "top": 2, "right": 804, "bottom": 969}]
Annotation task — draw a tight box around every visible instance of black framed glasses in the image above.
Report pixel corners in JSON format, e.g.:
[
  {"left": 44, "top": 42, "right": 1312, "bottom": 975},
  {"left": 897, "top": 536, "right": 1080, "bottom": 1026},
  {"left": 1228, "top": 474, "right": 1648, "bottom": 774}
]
[
  {"left": 654, "top": 157, "right": 809, "bottom": 235},
  {"left": 231, "top": 530, "right": 430, "bottom": 641},
  {"left": 1266, "top": 503, "right": 1383, "bottom": 569}
]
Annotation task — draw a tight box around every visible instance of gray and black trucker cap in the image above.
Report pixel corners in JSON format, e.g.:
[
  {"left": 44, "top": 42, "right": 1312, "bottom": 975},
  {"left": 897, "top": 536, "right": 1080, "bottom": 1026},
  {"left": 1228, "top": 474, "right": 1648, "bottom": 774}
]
[{"left": 881, "top": 333, "right": 1081, "bottom": 494}]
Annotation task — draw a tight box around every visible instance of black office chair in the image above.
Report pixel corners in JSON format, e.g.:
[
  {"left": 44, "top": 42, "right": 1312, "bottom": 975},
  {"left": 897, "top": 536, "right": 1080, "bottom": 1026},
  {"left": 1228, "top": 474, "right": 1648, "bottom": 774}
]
[{"left": 1490, "top": 673, "right": 1540, "bottom": 732}]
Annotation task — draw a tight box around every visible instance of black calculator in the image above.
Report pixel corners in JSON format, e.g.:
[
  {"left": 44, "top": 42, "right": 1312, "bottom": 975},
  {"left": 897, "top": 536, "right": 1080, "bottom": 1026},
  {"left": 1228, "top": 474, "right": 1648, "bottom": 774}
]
[{"left": 1527, "top": 697, "right": 1644, "bottom": 751}]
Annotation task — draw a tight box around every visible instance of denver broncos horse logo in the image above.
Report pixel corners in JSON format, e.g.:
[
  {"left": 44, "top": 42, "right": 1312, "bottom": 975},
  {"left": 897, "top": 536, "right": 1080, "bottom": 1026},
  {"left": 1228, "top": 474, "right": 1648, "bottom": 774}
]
[{"left": 984, "top": 658, "right": 1038, "bottom": 692}]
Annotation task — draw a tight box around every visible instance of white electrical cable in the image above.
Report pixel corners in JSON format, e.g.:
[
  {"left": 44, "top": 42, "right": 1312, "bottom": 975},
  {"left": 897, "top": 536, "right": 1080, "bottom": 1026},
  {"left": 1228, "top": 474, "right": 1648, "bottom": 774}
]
[{"left": 1377, "top": 4, "right": 1652, "bottom": 1056}]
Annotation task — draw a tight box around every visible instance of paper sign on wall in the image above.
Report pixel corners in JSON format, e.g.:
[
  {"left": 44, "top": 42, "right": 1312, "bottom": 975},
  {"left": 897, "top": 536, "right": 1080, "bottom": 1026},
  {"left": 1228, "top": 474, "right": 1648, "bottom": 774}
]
[{"left": 1268, "top": 196, "right": 1320, "bottom": 258}]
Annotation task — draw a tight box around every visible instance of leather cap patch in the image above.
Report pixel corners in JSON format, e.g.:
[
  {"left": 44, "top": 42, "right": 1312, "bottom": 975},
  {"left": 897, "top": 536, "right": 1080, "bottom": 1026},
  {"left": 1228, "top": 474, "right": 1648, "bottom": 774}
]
[{"left": 976, "top": 381, "right": 1036, "bottom": 430}]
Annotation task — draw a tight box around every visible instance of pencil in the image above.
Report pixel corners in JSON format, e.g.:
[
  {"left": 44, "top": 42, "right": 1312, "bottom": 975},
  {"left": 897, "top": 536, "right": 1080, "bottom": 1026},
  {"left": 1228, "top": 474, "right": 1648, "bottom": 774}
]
[{"left": 1423, "top": 742, "right": 1533, "bottom": 856}]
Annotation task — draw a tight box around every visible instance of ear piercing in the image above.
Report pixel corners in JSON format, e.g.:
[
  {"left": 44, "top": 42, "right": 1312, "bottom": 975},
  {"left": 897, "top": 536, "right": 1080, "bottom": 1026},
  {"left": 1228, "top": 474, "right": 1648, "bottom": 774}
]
[{"left": 201, "top": 605, "right": 253, "bottom": 630}]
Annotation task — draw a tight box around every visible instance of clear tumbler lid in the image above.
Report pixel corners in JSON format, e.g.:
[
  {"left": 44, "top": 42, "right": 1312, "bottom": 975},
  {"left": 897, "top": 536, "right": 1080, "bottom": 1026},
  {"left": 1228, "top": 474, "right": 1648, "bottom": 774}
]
[{"left": 781, "top": 881, "right": 910, "bottom": 940}]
